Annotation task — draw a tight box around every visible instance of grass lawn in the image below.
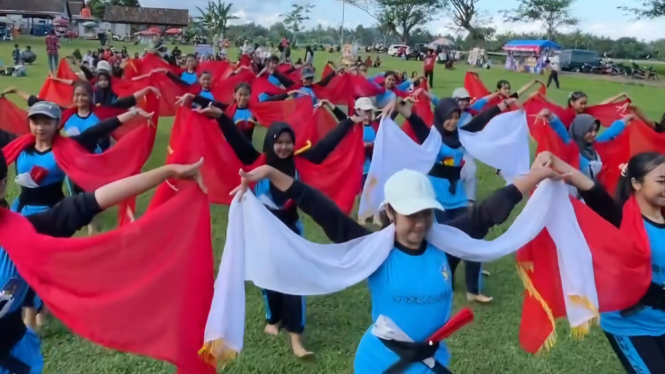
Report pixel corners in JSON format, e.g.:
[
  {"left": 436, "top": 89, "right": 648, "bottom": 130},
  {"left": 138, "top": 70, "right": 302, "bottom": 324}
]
[{"left": 2, "top": 36, "right": 664, "bottom": 373}]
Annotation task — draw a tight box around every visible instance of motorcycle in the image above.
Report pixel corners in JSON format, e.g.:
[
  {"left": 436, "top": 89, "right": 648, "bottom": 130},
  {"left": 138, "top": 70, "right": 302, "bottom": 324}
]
[{"left": 646, "top": 67, "right": 659, "bottom": 80}]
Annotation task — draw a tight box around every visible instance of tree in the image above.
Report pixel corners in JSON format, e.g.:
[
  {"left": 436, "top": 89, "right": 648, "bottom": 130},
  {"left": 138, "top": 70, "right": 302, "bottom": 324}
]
[
  {"left": 502, "top": 0, "right": 578, "bottom": 41},
  {"left": 281, "top": 3, "right": 315, "bottom": 42},
  {"left": 88, "top": 0, "right": 140, "bottom": 19},
  {"left": 195, "top": 1, "right": 238, "bottom": 39},
  {"left": 346, "top": 0, "right": 446, "bottom": 44},
  {"left": 449, "top": 0, "right": 494, "bottom": 44},
  {"left": 619, "top": 0, "right": 665, "bottom": 19}
]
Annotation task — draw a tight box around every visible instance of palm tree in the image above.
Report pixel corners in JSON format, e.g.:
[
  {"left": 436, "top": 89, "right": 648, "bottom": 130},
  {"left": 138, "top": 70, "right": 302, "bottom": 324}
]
[{"left": 195, "top": 1, "right": 239, "bottom": 40}]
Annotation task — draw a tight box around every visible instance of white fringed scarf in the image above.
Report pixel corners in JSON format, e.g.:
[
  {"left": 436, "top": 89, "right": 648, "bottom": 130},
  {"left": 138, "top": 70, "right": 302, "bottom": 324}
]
[{"left": 201, "top": 111, "right": 599, "bottom": 360}]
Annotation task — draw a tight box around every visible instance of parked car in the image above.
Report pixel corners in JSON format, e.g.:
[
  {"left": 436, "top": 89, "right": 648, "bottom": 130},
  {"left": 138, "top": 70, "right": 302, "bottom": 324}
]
[
  {"left": 559, "top": 49, "right": 601, "bottom": 72},
  {"left": 387, "top": 44, "right": 411, "bottom": 57}
]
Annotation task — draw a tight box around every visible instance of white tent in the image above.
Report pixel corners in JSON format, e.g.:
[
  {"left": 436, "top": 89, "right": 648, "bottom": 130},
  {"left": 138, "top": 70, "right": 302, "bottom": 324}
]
[{"left": 430, "top": 37, "right": 455, "bottom": 48}]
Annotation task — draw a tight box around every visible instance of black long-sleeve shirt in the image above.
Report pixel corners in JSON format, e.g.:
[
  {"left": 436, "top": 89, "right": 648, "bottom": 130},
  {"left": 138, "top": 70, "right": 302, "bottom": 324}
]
[
  {"left": 26, "top": 192, "right": 101, "bottom": 237},
  {"left": 284, "top": 179, "right": 524, "bottom": 244},
  {"left": 28, "top": 94, "right": 136, "bottom": 110},
  {"left": 215, "top": 114, "right": 355, "bottom": 166},
  {"left": 407, "top": 105, "right": 503, "bottom": 145}
]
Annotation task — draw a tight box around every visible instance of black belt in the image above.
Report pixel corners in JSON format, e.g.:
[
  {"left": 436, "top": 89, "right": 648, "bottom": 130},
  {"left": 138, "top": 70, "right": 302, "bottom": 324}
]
[
  {"left": 429, "top": 164, "right": 462, "bottom": 195},
  {"left": 621, "top": 282, "right": 665, "bottom": 317},
  {"left": 0, "top": 310, "right": 29, "bottom": 374},
  {"left": 379, "top": 338, "right": 452, "bottom": 374},
  {"left": 16, "top": 182, "right": 64, "bottom": 213}
]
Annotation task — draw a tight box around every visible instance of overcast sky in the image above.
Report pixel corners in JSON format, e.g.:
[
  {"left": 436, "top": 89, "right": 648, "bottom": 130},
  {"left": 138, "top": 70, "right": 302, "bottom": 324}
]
[{"left": 140, "top": 0, "right": 665, "bottom": 41}]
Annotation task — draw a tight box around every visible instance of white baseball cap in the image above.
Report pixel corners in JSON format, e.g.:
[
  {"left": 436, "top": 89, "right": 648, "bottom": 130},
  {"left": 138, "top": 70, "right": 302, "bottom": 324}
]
[
  {"left": 381, "top": 169, "right": 443, "bottom": 215},
  {"left": 355, "top": 97, "right": 376, "bottom": 111},
  {"left": 452, "top": 87, "right": 471, "bottom": 100},
  {"left": 97, "top": 60, "right": 111, "bottom": 72}
]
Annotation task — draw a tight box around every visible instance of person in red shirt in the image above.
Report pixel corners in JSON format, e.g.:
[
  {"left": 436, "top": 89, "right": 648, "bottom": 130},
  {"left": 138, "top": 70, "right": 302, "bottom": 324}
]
[
  {"left": 423, "top": 48, "right": 436, "bottom": 88},
  {"left": 45, "top": 29, "right": 60, "bottom": 73}
]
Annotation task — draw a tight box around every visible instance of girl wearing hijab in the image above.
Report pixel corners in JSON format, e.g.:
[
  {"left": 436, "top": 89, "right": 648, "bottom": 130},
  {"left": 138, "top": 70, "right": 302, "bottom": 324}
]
[
  {"left": 534, "top": 150, "right": 665, "bottom": 374},
  {"left": 0, "top": 139, "right": 204, "bottom": 374},
  {"left": 230, "top": 158, "right": 563, "bottom": 373},
  {"left": 0, "top": 100, "right": 152, "bottom": 332},
  {"left": 538, "top": 108, "right": 632, "bottom": 185},
  {"left": 197, "top": 102, "right": 358, "bottom": 357},
  {"left": 384, "top": 96, "right": 515, "bottom": 303}
]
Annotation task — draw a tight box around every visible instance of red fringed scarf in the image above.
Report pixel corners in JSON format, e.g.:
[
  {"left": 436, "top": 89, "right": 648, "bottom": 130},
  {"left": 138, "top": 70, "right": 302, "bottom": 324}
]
[
  {"left": 516, "top": 195, "right": 651, "bottom": 353},
  {"left": 38, "top": 79, "right": 75, "bottom": 108},
  {"left": 55, "top": 58, "right": 81, "bottom": 81},
  {"left": 0, "top": 184, "right": 215, "bottom": 374}
]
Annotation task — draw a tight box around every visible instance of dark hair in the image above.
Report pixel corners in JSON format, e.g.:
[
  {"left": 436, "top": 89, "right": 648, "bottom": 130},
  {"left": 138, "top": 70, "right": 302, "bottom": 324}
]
[
  {"left": 358, "top": 63, "right": 368, "bottom": 69},
  {"left": 411, "top": 71, "right": 418, "bottom": 78},
  {"left": 384, "top": 71, "right": 397, "bottom": 79},
  {"left": 48, "top": 29, "right": 56, "bottom": 35},
  {"left": 615, "top": 152, "right": 665, "bottom": 207},
  {"left": 379, "top": 205, "right": 395, "bottom": 229},
  {"left": 660, "top": 112, "right": 665, "bottom": 126},
  {"left": 234, "top": 82, "right": 251, "bottom": 93},
  {"left": 73, "top": 81, "right": 94, "bottom": 106},
  {"left": 185, "top": 53, "right": 196, "bottom": 60},
  {"left": 268, "top": 55, "right": 279, "bottom": 63},
  {"left": 14, "top": 44, "right": 18, "bottom": 48},
  {"left": 200, "top": 70, "right": 212, "bottom": 77},
  {"left": 496, "top": 80, "right": 510, "bottom": 90},
  {"left": 0, "top": 149, "right": 7, "bottom": 180},
  {"left": 568, "top": 91, "right": 588, "bottom": 107}
]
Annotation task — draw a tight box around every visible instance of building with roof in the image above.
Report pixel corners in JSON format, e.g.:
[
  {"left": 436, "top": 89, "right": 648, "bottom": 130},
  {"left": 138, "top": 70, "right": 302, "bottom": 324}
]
[{"left": 103, "top": 5, "right": 188, "bottom": 37}]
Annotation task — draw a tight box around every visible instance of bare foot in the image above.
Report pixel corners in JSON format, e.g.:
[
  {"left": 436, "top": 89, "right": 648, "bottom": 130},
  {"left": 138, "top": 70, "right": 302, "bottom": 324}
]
[
  {"left": 290, "top": 333, "right": 314, "bottom": 358},
  {"left": 264, "top": 323, "right": 279, "bottom": 336},
  {"left": 467, "top": 293, "right": 493, "bottom": 303}
]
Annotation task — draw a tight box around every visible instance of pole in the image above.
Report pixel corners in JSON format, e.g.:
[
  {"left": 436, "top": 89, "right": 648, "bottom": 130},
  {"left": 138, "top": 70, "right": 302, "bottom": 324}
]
[{"left": 340, "top": 0, "right": 345, "bottom": 46}]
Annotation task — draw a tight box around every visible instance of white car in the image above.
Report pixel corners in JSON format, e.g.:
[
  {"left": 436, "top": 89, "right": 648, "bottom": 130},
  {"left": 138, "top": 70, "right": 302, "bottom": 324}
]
[{"left": 387, "top": 44, "right": 410, "bottom": 56}]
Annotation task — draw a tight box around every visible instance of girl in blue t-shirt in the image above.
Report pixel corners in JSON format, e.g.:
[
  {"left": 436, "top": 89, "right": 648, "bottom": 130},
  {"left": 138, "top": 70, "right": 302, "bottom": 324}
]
[
  {"left": 539, "top": 150, "right": 665, "bottom": 374},
  {"left": 387, "top": 96, "right": 514, "bottom": 304}
]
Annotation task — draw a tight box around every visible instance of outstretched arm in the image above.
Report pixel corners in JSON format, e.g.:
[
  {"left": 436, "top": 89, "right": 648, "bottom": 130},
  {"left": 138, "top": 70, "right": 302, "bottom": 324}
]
[
  {"left": 27, "top": 161, "right": 204, "bottom": 238},
  {"left": 299, "top": 118, "right": 355, "bottom": 164},
  {"left": 71, "top": 108, "right": 153, "bottom": 151},
  {"left": 197, "top": 105, "right": 261, "bottom": 165},
  {"left": 233, "top": 166, "right": 370, "bottom": 243}
]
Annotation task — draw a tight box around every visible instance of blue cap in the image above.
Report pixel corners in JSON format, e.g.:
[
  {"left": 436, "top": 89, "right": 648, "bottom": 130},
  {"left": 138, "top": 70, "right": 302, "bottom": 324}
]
[{"left": 27, "top": 101, "right": 62, "bottom": 121}]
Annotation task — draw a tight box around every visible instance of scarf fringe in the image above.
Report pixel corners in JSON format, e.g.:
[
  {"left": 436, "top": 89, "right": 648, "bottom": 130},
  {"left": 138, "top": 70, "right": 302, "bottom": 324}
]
[
  {"left": 516, "top": 262, "right": 557, "bottom": 353},
  {"left": 198, "top": 339, "right": 238, "bottom": 368}
]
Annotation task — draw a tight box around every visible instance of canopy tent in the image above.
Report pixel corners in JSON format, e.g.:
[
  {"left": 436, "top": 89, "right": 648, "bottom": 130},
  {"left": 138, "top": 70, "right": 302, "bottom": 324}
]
[
  {"left": 134, "top": 29, "right": 161, "bottom": 36},
  {"left": 165, "top": 28, "right": 181, "bottom": 35},
  {"left": 430, "top": 37, "right": 455, "bottom": 47},
  {"left": 503, "top": 40, "right": 561, "bottom": 53}
]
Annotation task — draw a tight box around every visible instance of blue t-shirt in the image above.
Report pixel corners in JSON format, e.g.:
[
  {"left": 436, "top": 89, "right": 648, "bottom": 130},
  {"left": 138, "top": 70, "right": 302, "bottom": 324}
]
[
  {"left": 268, "top": 74, "right": 282, "bottom": 87},
  {"left": 354, "top": 243, "right": 453, "bottom": 373},
  {"left": 199, "top": 90, "right": 214, "bottom": 101},
  {"left": 63, "top": 113, "right": 100, "bottom": 137},
  {"left": 295, "top": 86, "right": 318, "bottom": 105},
  {"left": 362, "top": 125, "right": 377, "bottom": 174},
  {"left": 375, "top": 90, "right": 396, "bottom": 109},
  {"left": 180, "top": 71, "right": 198, "bottom": 85},
  {"left": 253, "top": 176, "right": 303, "bottom": 235},
  {"left": 601, "top": 217, "right": 665, "bottom": 336},
  {"left": 0, "top": 248, "right": 30, "bottom": 318},
  {"left": 549, "top": 116, "right": 626, "bottom": 179},
  {"left": 11, "top": 149, "right": 66, "bottom": 216},
  {"left": 428, "top": 144, "right": 468, "bottom": 210}
]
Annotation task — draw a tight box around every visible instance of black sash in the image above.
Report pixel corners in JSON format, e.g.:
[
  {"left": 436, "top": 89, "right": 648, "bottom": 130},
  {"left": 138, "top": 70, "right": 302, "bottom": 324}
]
[
  {"left": 0, "top": 310, "right": 30, "bottom": 374},
  {"left": 379, "top": 338, "right": 452, "bottom": 374},
  {"left": 16, "top": 182, "right": 64, "bottom": 213},
  {"left": 621, "top": 282, "right": 665, "bottom": 317},
  {"left": 429, "top": 164, "right": 462, "bottom": 195}
]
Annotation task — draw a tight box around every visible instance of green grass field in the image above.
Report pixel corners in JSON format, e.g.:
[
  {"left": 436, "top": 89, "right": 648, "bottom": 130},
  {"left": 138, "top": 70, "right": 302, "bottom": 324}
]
[{"left": 3, "top": 36, "right": 665, "bottom": 374}]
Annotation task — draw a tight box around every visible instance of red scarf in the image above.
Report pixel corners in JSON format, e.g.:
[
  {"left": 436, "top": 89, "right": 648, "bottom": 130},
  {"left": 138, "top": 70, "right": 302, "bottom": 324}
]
[
  {"left": 517, "top": 195, "right": 651, "bottom": 354},
  {"left": 2, "top": 95, "right": 160, "bottom": 225},
  {"left": 0, "top": 184, "right": 215, "bottom": 374},
  {"left": 0, "top": 98, "right": 29, "bottom": 134},
  {"left": 152, "top": 103, "right": 363, "bottom": 214}
]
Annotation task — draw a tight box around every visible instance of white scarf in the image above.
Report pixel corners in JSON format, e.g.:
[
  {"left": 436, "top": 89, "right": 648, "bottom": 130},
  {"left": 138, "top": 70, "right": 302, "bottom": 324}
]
[
  {"left": 204, "top": 178, "right": 598, "bottom": 356},
  {"left": 358, "top": 111, "right": 530, "bottom": 219}
]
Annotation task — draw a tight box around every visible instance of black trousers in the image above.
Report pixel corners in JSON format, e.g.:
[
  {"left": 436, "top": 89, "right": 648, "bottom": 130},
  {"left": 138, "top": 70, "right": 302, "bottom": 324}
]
[
  {"left": 605, "top": 331, "right": 665, "bottom": 373},
  {"left": 547, "top": 70, "right": 560, "bottom": 89},
  {"left": 262, "top": 290, "right": 305, "bottom": 334},
  {"left": 435, "top": 208, "right": 483, "bottom": 295},
  {"left": 425, "top": 70, "right": 434, "bottom": 88}
]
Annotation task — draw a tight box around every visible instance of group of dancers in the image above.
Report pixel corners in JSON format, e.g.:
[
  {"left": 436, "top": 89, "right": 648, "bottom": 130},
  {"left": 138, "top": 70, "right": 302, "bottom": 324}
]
[{"left": 0, "top": 44, "right": 664, "bottom": 374}]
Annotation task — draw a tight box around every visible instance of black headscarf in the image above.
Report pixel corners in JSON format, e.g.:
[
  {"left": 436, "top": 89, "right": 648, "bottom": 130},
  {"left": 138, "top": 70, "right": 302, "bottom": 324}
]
[
  {"left": 433, "top": 98, "right": 463, "bottom": 148},
  {"left": 262, "top": 122, "right": 297, "bottom": 207},
  {"left": 93, "top": 71, "right": 117, "bottom": 106}
]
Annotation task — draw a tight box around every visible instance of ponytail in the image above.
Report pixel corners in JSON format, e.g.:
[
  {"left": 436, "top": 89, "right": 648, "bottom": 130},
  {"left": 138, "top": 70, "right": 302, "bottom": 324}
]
[{"left": 615, "top": 152, "right": 665, "bottom": 208}]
